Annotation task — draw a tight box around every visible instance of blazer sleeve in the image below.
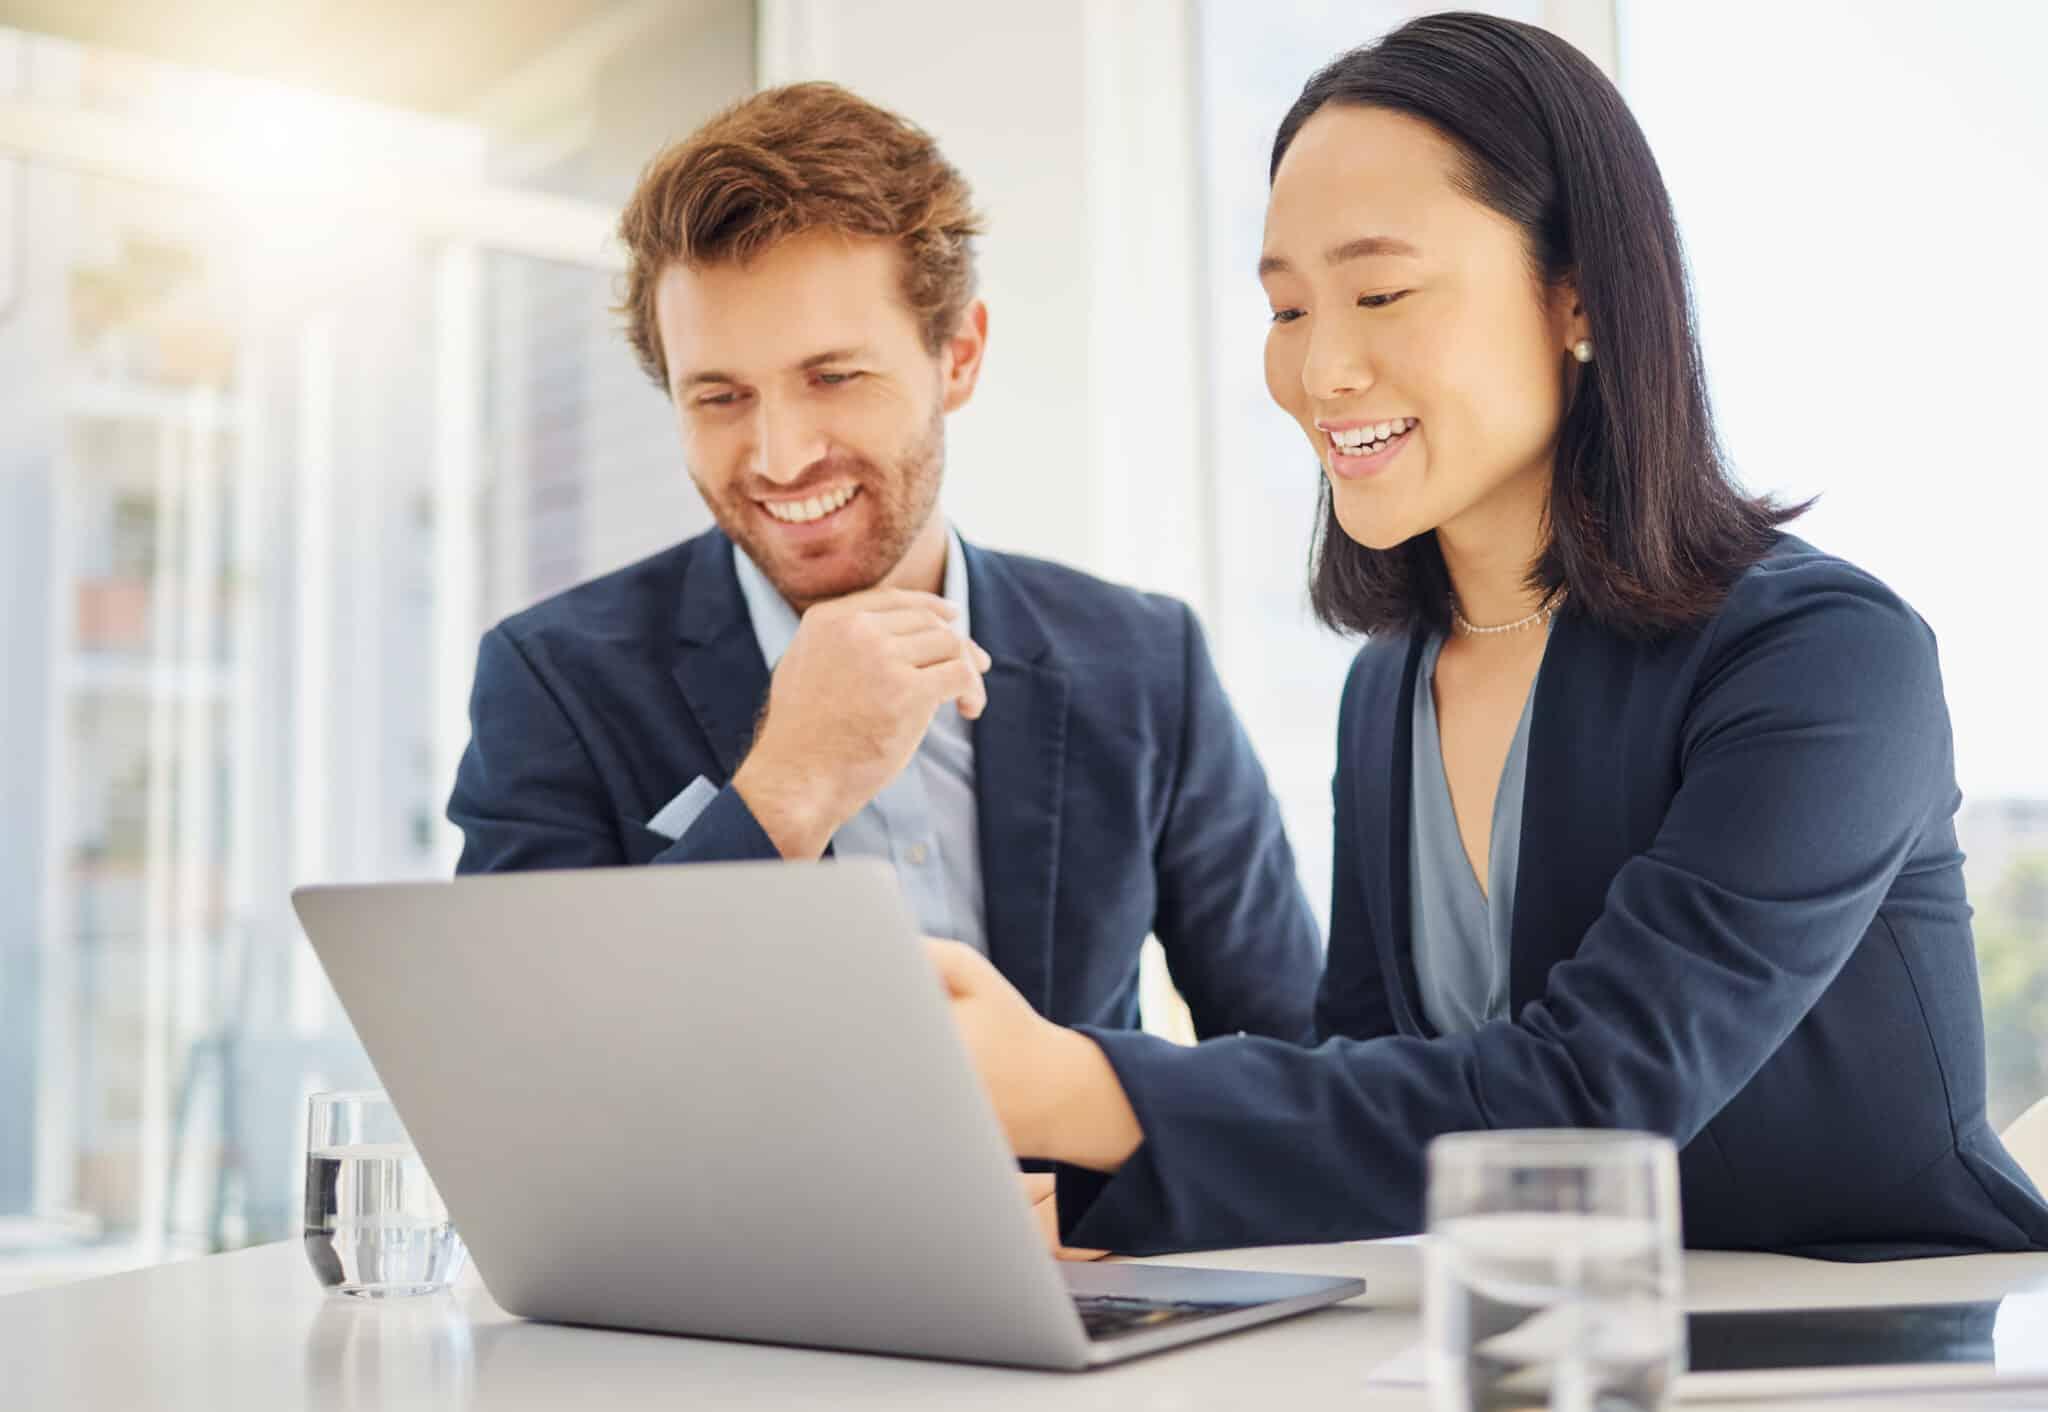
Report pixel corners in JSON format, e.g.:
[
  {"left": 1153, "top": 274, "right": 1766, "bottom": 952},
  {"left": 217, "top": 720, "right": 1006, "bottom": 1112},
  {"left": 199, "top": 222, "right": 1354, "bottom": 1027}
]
[
  {"left": 1148, "top": 604, "right": 1323, "bottom": 1044},
  {"left": 1312, "top": 651, "right": 1400, "bottom": 1043},
  {"left": 1058, "top": 569, "right": 1954, "bottom": 1254},
  {"left": 447, "top": 627, "right": 779, "bottom": 874}
]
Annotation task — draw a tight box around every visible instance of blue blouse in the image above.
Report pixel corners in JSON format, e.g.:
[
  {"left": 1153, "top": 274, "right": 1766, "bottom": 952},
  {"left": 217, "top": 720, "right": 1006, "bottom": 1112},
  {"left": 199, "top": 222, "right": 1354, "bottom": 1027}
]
[{"left": 1408, "top": 630, "right": 1541, "bottom": 1034}]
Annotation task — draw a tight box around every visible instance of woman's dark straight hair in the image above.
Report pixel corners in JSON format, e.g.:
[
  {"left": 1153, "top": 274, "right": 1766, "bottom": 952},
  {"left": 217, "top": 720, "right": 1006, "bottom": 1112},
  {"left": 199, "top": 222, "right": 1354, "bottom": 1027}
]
[{"left": 1277, "top": 12, "right": 1803, "bottom": 639}]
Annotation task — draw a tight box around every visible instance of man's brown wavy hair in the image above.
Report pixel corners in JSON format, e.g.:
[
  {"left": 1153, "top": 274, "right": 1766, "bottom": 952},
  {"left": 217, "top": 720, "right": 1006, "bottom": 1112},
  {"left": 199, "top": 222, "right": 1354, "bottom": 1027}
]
[{"left": 617, "top": 81, "right": 985, "bottom": 391}]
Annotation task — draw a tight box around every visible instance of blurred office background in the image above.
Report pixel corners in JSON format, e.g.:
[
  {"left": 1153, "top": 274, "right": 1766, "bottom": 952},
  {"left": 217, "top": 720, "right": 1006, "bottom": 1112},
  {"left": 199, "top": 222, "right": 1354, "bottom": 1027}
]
[{"left": 0, "top": 0, "right": 2042, "bottom": 1290}]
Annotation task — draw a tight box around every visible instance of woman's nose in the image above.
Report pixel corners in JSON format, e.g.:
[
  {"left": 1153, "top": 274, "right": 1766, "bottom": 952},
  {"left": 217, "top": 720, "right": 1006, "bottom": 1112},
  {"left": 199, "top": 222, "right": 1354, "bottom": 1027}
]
[{"left": 1302, "top": 326, "right": 1373, "bottom": 404}]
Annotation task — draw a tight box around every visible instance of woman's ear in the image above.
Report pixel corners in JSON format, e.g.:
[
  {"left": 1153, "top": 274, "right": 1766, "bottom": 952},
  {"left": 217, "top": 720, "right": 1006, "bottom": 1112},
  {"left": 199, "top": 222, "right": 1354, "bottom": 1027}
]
[{"left": 1551, "top": 273, "right": 1591, "bottom": 357}]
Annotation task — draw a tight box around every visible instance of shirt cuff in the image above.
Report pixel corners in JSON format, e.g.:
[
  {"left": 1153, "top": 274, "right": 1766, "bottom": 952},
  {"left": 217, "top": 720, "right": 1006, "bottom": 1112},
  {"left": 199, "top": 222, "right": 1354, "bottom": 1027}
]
[
  {"left": 647, "top": 776, "right": 720, "bottom": 841},
  {"left": 653, "top": 782, "right": 783, "bottom": 864}
]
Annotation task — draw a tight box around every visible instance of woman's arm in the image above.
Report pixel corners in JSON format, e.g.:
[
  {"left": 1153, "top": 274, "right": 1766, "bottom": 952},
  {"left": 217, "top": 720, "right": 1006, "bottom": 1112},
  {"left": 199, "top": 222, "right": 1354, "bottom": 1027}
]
[{"left": 932, "top": 566, "right": 1957, "bottom": 1254}]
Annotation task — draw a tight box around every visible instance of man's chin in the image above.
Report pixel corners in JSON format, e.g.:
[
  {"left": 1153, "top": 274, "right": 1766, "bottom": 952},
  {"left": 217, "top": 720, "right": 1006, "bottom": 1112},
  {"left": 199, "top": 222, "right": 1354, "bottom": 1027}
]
[{"left": 746, "top": 544, "right": 884, "bottom": 608}]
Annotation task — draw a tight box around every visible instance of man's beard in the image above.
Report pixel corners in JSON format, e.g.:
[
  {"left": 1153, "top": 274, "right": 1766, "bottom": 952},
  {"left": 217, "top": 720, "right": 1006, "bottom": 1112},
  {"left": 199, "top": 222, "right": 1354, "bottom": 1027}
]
[{"left": 697, "top": 404, "right": 946, "bottom": 612}]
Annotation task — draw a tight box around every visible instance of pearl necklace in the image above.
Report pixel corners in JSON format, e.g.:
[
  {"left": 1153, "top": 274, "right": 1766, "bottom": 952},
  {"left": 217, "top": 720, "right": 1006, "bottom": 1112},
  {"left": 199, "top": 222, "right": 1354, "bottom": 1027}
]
[{"left": 1450, "top": 593, "right": 1563, "bottom": 637}]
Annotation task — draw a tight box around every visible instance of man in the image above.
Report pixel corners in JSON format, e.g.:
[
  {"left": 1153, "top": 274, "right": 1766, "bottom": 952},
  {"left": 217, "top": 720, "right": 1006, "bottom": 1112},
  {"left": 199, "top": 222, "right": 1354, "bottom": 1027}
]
[{"left": 448, "top": 82, "right": 1318, "bottom": 1042}]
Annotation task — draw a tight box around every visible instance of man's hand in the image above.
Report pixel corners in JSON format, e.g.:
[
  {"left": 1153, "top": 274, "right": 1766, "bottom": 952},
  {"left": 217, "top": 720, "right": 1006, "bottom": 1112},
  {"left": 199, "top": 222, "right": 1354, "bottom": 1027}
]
[
  {"left": 733, "top": 588, "right": 992, "bottom": 858},
  {"left": 927, "top": 939, "right": 1145, "bottom": 1173},
  {"left": 1020, "top": 1172, "right": 1109, "bottom": 1261}
]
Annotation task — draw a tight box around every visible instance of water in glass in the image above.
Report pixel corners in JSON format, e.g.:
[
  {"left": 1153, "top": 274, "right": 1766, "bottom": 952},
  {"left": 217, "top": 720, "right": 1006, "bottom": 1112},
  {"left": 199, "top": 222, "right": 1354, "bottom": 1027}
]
[
  {"left": 303, "top": 1092, "right": 466, "bottom": 1298},
  {"left": 1426, "top": 1130, "right": 1683, "bottom": 1412},
  {"left": 1430, "top": 1211, "right": 1679, "bottom": 1410}
]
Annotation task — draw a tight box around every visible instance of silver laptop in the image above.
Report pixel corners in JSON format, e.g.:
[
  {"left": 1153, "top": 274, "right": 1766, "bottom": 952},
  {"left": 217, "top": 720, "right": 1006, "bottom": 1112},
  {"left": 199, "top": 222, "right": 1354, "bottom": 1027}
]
[{"left": 291, "top": 861, "right": 1362, "bottom": 1369}]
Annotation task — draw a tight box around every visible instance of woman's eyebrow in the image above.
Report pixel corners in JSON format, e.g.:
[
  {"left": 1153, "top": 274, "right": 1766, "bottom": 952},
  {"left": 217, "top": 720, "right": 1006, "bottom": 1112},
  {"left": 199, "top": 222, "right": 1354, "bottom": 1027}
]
[{"left": 1258, "top": 234, "right": 1422, "bottom": 277}]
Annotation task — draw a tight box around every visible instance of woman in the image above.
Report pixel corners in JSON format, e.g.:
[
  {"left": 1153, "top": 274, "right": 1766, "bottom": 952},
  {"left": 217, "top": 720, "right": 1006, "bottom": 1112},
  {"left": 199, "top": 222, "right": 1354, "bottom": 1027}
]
[{"left": 932, "top": 12, "right": 2048, "bottom": 1259}]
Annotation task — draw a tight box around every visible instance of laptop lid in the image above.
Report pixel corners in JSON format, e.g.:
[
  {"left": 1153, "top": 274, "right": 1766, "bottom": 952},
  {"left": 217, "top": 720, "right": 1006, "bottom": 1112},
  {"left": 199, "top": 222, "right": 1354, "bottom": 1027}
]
[{"left": 293, "top": 861, "right": 1092, "bottom": 1368}]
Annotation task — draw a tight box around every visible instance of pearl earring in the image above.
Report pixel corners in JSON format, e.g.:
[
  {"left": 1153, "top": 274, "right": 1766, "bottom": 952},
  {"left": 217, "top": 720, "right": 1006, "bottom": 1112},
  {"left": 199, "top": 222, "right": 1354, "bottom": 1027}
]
[{"left": 1572, "top": 339, "right": 1595, "bottom": 364}]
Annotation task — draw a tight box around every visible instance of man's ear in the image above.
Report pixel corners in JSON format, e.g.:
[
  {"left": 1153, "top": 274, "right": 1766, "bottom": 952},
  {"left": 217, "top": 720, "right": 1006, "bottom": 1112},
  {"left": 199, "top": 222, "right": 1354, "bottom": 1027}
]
[{"left": 938, "top": 300, "right": 989, "bottom": 414}]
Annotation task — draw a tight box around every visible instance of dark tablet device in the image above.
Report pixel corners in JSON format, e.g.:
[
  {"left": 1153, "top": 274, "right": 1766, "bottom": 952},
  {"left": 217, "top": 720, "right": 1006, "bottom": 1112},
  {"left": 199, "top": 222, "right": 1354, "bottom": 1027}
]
[{"left": 1683, "top": 1293, "right": 2048, "bottom": 1400}]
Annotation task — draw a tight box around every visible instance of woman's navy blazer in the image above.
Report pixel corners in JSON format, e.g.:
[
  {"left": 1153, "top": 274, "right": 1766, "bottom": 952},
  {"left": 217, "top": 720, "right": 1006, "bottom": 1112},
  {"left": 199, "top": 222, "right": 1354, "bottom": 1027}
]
[{"left": 1061, "top": 537, "right": 2048, "bottom": 1259}]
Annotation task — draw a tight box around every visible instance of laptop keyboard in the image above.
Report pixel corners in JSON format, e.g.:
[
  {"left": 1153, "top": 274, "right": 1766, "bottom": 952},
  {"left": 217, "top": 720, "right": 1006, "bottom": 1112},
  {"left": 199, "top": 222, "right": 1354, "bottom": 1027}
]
[{"left": 1072, "top": 1293, "right": 1240, "bottom": 1341}]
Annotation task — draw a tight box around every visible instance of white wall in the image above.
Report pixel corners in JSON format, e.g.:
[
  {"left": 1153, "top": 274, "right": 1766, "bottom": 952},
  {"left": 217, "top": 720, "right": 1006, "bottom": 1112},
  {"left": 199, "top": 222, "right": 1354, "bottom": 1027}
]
[{"left": 757, "top": 0, "right": 1213, "bottom": 611}]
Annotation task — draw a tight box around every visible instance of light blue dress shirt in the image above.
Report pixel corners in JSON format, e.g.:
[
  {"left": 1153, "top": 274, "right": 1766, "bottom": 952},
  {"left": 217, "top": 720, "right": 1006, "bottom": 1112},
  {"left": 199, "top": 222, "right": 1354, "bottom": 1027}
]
[{"left": 647, "top": 530, "right": 988, "bottom": 954}]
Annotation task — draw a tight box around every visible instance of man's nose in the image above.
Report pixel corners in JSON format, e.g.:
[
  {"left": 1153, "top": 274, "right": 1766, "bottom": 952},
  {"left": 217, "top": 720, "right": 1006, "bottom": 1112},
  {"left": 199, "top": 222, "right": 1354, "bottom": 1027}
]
[{"left": 749, "top": 401, "right": 830, "bottom": 486}]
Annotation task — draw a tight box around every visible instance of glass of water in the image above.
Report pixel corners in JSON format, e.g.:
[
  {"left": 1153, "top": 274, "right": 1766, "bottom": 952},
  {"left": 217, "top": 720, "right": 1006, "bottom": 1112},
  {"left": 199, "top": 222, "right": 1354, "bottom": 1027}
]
[
  {"left": 1425, "top": 1130, "right": 1683, "bottom": 1412},
  {"left": 303, "top": 1090, "right": 467, "bottom": 1298}
]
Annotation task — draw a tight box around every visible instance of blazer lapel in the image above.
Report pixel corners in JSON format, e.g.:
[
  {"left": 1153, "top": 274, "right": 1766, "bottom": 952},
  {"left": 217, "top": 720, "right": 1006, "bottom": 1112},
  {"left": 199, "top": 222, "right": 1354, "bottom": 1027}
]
[
  {"left": 1371, "top": 631, "right": 1438, "bottom": 1038},
  {"left": 963, "top": 546, "right": 1068, "bottom": 1016},
  {"left": 1508, "top": 607, "right": 1636, "bottom": 1011},
  {"left": 670, "top": 532, "right": 771, "bottom": 780}
]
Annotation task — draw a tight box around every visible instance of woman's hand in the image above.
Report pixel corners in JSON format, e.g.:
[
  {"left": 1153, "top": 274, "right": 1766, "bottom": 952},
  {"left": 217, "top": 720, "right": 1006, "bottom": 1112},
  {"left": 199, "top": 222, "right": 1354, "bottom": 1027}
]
[
  {"left": 1020, "top": 1172, "right": 1109, "bottom": 1261},
  {"left": 926, "top": 939, "right": 1145, "bottom": 1173}
]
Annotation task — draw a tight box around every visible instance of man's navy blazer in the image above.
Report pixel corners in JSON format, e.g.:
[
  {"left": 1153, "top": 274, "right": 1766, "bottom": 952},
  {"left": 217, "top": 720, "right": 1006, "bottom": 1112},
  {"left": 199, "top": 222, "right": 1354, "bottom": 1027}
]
[
  {"left": 447, "top": 529, "right": 1322, "bottom": 1040},
  {"left": 1059, "top": 537, "right": 2048, "bottom": 1258}
]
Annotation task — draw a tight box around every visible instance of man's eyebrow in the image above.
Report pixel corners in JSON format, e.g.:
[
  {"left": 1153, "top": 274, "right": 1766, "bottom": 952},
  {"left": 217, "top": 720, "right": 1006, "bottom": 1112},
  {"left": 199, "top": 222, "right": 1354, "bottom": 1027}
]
[
  {"left": 1258, "top": 234, "right": 1422, "bottom": 277},
  {"left": 797, "top": 346, "right": 874, "bottom": 370},
  {"left": 677, "top": 346, "right": 874, "bottom": 391}
]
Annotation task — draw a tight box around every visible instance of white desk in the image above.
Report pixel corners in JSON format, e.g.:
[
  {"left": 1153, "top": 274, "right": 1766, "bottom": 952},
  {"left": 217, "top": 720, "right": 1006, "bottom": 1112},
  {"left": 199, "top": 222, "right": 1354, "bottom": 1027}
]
[{"left": 4, "top": 1238, "right": 2046, "bottom": 1410}]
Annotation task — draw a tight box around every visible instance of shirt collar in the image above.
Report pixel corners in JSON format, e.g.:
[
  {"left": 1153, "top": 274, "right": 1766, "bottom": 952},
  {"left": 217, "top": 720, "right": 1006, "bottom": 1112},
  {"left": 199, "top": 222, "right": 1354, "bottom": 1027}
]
[{"left": 730, "top": 525, "right": 971, "bottom": 671}]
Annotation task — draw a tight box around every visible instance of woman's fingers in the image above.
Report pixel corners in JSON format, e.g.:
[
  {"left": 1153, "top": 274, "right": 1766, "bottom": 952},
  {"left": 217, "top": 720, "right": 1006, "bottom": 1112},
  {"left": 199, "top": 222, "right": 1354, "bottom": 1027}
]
[{"left": 1021, "top": 1172, "right": 1109, "bottom": 1261}]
